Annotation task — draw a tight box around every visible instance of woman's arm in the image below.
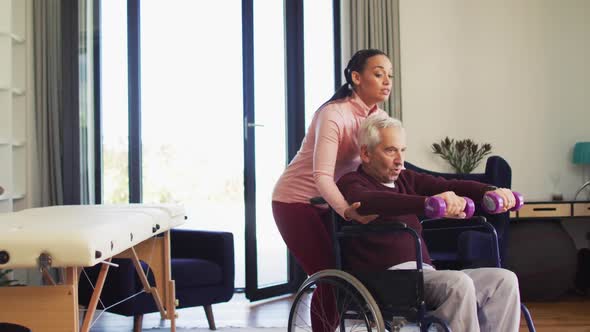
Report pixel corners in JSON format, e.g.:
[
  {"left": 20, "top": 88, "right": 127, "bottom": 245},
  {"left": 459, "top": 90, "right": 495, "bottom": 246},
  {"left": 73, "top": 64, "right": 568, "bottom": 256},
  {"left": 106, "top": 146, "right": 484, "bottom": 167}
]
[
  {"left": 312, "top": 109, "right": 351, "bottom": 218},
  {"left": 311, "top": 108, "right": 377, "bottom": 223}
]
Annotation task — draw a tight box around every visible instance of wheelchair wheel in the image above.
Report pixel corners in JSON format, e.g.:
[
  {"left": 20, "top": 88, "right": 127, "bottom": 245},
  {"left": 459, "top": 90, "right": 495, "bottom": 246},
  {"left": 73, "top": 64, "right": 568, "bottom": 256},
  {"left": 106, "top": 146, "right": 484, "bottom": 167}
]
[{"left": 288, "top": 269, "right": 385, "bottom": 332}]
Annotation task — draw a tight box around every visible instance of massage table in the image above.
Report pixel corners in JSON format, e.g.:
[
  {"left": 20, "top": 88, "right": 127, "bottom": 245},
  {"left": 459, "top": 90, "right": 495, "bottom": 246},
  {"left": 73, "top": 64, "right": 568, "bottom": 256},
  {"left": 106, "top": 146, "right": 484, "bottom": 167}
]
[{"left": 0, "top": 204, "right": 185, "bottom": 332}]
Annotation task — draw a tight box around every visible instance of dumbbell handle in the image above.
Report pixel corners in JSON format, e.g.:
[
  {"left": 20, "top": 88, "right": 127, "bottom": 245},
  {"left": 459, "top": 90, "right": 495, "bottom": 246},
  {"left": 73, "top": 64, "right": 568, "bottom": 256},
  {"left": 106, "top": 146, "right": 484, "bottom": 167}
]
[
  {"left": 482, "top": 191, "right": 524, "bottom": 214},
  {"left": 425, "top": 196, "right": 475, "bottom": 219}
]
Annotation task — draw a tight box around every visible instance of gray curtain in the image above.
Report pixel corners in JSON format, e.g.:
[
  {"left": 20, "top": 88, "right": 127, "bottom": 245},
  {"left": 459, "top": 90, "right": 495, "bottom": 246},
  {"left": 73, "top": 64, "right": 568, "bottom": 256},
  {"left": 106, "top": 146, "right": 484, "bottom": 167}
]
[
  {"left": 349, "top": 0, "right": 402, "bottom": 119},
  {"left": 33, "top": 0, "right": 63, "bottom": 206}
]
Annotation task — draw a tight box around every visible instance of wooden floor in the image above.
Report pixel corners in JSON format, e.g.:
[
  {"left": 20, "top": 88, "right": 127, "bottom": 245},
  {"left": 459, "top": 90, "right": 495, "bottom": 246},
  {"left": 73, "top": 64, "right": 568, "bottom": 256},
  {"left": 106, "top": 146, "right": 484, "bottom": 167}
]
[
  {"left": 89, "top": 292, "right": 590, "bottom": 331},
  {"left": 519, "top": 296, "right": 590, "bottom": 332}
]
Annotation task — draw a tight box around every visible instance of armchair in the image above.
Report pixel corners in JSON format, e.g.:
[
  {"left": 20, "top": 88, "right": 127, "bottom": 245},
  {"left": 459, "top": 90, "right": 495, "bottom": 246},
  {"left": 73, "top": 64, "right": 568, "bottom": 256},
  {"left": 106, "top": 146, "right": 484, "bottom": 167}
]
[
  {"left": 78, "top": 229, "right": 234, "bottom": 331},
  {"left": 405, "top": 155, "right": 512, "bottom": 268}
]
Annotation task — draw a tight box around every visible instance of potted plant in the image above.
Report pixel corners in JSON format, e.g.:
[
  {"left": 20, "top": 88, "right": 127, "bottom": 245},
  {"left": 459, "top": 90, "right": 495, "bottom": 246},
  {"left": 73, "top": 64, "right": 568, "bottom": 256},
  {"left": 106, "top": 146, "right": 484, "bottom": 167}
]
[{"left": 432, "top": 137, "right": 492, "bottom": 174}]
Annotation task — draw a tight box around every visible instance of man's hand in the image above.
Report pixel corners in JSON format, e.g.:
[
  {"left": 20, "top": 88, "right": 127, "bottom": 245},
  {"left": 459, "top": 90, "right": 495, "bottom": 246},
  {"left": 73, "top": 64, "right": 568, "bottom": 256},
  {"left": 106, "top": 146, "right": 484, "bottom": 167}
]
[
  {"left": 489, "top": 188, "right": 517, "bottom": 212},
  {"left": 343, "top": 202, "right": 379, "bottom": 224},
  {"left": 433, "top": 191, "right": 467, "bottom": 218}
]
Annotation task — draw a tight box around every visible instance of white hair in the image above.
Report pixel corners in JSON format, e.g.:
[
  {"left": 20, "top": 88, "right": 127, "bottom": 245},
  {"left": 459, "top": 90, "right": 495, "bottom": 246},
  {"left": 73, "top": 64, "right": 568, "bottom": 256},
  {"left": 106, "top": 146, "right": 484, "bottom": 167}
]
[{"left": 359, "top": 113, "right": 403, "bottom": 151}]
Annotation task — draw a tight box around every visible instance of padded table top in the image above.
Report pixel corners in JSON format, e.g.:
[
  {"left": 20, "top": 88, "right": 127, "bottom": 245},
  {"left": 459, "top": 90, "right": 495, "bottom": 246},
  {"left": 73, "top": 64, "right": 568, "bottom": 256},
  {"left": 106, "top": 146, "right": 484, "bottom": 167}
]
[{"left": 0, "top": 204, "right": 185, "bottom": 268}]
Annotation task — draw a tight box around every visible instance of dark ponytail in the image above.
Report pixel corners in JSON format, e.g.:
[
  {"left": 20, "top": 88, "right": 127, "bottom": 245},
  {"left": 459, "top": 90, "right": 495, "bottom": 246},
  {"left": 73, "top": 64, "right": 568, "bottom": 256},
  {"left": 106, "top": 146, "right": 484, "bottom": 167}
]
[{"left": 322, "top": 49, "right": 388, "bottom": 106}]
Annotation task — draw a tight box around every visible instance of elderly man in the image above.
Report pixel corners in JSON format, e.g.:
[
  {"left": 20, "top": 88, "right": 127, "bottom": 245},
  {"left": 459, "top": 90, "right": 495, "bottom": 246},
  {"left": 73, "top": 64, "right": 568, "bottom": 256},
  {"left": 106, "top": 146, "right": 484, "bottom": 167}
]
[{"left": 336, "top": 112, "right": 521, "bottom": 332}]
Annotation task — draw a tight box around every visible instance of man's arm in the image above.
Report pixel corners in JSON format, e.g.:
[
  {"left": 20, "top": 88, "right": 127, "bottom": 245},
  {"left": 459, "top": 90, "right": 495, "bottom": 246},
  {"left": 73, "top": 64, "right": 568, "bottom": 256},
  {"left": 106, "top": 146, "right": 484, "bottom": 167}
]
[
  {"left": 409, "top": 170, "right": 523, "bottom": 214},
  {"left": 409, "top": 170, "right": 490, "bottom": 202},
  {"left": 337, "top": 173, "right": 427, "bottom": 217}
]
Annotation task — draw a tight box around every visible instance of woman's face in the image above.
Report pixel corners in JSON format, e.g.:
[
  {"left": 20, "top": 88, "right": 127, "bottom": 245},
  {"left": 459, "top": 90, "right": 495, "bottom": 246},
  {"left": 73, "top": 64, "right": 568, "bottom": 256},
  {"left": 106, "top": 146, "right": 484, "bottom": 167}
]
[{"left": 351, "top": 55, "right": 393, "bottom": 107}]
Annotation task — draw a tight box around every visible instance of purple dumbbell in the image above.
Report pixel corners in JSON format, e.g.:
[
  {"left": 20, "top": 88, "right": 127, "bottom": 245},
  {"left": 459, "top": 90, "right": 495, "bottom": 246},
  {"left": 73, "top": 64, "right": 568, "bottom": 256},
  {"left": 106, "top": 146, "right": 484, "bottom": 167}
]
[
  {"left": 482, "top": 191, "right": 524, "bottom": 214},
  {"left": 425, "top": 197, "right": 446, "bottom": 218},
  {"left": 464, "top": 197, "right": 475, "bottom": 218},
  {"left": 425, "top": 196, "right": 475, "bottom": 219},
  {"left": 513, "top": 191, "right": 524, "bottom": 210}
]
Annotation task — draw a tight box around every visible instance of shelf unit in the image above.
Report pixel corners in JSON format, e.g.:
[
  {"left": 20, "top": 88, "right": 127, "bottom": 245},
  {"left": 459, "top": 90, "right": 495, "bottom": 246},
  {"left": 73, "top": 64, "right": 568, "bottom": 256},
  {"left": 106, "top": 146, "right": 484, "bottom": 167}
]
[{"left": 0, "top": 0, "right": 30, "bottom": 213}]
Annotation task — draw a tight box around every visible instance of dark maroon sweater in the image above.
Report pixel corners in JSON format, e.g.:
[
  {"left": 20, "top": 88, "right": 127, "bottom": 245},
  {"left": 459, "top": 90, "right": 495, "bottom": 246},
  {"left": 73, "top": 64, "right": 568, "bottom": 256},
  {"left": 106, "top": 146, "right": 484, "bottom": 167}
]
[{"left": 336, "top": 165, "right": 491, "bottom": 271}]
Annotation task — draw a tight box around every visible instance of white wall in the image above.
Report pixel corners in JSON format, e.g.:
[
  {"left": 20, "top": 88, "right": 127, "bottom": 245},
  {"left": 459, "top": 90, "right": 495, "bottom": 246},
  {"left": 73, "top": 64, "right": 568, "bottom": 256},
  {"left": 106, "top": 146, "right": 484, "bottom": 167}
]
[{"left": 399, "top": 0, "right": 590, "bottom": 201}]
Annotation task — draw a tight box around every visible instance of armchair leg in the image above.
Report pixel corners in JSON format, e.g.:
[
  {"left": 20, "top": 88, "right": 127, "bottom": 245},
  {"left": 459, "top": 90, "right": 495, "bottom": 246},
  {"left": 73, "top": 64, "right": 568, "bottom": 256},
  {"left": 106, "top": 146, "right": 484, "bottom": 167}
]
[
  {"left": 133, "top": 314, "right": 143, "bottom": 332},
  {"left": 204, "top": 305, "right": 216, "bottom": 330}
]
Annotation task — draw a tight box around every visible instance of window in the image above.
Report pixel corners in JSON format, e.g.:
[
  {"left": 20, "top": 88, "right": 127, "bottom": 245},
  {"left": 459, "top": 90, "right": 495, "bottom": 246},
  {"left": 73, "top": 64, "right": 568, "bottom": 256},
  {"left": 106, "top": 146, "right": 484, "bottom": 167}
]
[
  {"left": 100, "top": 0, "right": 129, "bottom": 204},
  {"left": 304, "top": 0, "right": 335, "bottom": 128}
]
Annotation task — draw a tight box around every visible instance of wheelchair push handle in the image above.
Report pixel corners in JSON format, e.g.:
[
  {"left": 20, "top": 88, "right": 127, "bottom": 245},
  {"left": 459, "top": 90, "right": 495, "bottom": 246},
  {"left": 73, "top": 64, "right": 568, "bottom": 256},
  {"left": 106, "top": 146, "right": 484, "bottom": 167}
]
[
  {"left": 482, "top": 190, "right": 524, "bottom": 214},
  {"left": 425, "top": 196, "right": 475, "bottom": 219}
]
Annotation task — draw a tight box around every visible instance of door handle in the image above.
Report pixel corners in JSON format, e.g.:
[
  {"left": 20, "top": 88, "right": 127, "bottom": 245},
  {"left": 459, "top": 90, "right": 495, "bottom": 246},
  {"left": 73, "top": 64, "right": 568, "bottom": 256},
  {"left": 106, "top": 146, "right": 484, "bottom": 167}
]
[{"left": 244, "top": 118, "right": 264, "bottom": 140}]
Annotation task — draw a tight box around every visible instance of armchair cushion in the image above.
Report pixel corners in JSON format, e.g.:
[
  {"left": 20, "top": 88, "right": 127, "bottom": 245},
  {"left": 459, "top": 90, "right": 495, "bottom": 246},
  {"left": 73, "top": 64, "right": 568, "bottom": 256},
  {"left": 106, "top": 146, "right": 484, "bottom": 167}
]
[{"left": 172, "top": 258, "right": 222, "bottom": 288}]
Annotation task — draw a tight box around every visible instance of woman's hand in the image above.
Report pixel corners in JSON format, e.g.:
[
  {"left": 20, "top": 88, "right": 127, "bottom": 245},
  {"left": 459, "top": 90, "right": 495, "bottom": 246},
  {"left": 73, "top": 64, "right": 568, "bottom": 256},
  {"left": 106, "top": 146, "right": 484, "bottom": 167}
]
[
  {"left": 433, "top": 191, "right": 467, "bottom": 218},
  {"left": 343, "top": 202, "right": 379, "bottom": 224}
]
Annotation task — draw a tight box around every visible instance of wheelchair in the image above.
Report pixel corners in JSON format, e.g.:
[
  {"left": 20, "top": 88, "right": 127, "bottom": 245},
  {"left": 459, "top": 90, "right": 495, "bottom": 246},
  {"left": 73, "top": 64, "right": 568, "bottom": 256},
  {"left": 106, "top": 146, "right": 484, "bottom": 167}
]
[{"left": 287, "top": 198, "right": 536, "bottom": 332}]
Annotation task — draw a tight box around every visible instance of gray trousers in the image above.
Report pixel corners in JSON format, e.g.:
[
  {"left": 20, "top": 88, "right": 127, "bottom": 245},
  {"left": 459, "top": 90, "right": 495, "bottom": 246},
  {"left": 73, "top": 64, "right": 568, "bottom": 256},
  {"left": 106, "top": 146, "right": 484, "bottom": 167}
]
[{"left": 423, "top": 268, "right": 521, "bottom": 332}]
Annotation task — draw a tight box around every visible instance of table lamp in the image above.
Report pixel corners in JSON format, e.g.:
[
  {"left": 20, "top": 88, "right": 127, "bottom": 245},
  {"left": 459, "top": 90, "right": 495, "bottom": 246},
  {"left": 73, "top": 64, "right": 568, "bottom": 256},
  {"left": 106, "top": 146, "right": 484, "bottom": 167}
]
[{"left": 573, "top": 142, "right": 590, "bottom": 200}]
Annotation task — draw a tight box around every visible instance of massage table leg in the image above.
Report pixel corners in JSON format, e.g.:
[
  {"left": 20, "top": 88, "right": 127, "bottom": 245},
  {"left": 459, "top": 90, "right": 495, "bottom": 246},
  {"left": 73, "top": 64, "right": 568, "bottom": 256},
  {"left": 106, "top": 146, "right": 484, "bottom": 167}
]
[{"left": 80, "top": 260, "right": 110, "bottom": 332}]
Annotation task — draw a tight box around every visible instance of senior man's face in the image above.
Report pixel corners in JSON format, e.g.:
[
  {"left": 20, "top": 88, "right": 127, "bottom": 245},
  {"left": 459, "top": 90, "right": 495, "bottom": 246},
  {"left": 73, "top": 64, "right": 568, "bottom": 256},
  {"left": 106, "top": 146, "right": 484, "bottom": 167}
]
[{"left": 361, "top": 126, "right": 407, "bottom": 183}]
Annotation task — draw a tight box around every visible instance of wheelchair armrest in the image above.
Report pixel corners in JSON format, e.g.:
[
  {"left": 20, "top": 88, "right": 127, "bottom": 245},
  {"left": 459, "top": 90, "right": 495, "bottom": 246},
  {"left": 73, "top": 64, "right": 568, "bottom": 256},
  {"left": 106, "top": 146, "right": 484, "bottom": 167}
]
[
  {"left": 338, "top": 221, "right": 408, "bottom": 237},
  {"left": 421, "top": 216, "right": 496, "bottom": 236}
]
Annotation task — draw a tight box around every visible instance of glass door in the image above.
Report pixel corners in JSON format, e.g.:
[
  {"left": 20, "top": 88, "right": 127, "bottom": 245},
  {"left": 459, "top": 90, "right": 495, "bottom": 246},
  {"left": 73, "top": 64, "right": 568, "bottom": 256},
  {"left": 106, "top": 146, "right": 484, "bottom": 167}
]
[
  {"left": 245, "top": 0, "right": 337, "bottom": 301},
  {"left": 244, "top": 0, "right": 295, "bottom": 300},
  {"left": 138, "top": 0, "right": 247, "bottom": 287},
  {"left": 98, "top": 0, "right": 338, "bottom": 300}
]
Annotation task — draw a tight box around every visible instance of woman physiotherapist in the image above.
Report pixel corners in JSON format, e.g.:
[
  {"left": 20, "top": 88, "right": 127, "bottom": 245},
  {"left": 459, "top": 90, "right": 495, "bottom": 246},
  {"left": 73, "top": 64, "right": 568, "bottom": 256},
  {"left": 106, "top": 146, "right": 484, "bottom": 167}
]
[{"left": 272, "top": 49, "right": 393, "bottom": 331}]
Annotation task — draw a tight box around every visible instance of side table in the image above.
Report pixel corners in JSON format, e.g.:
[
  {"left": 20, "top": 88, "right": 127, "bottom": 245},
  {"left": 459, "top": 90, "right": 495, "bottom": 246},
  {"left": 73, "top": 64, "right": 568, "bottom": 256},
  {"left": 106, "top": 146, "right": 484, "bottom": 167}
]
[
  {"left": 507, "top": 200, "right": 588, "bottom": 301},
  {"left": 510, "top": 201, "right": 590, "bottom": 220}
]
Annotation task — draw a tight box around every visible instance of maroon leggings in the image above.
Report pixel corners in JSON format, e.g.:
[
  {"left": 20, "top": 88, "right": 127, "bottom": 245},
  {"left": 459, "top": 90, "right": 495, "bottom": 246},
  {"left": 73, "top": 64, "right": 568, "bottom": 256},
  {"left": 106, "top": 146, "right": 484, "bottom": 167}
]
[{"left": 272, "top": 201, "right": 339, "bottom": 332}]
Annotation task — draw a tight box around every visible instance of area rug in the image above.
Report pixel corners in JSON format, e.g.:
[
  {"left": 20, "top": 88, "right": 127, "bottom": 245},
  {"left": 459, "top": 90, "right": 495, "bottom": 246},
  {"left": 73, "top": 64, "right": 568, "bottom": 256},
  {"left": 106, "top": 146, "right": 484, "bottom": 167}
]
[
  {"left": 146, "top": 328, "right": 284, "bottom": 332},
  {"left": 146, "top": 326, "right": 430, "bottom": 331}
]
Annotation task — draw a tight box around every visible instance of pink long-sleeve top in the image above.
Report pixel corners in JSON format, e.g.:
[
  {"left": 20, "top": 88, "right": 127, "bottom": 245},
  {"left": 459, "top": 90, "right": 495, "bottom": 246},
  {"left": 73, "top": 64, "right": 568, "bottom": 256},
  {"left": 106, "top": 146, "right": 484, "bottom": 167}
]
[{"left": 272, "top": 93, "right": 386, "bottom": 218}]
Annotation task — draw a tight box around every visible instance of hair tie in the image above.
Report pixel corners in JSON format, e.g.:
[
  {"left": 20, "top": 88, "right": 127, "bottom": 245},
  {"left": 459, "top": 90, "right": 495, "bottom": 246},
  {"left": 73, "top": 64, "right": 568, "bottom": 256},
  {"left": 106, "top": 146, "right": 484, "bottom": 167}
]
[{"left": 344, "top": 67, "right": 352, "bottom": 85}]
